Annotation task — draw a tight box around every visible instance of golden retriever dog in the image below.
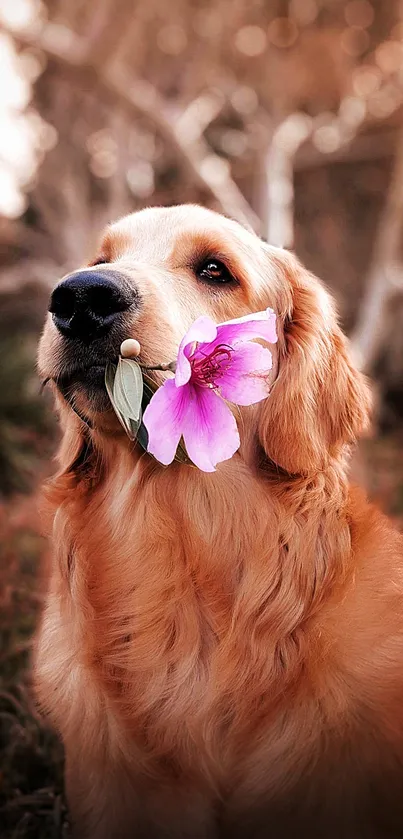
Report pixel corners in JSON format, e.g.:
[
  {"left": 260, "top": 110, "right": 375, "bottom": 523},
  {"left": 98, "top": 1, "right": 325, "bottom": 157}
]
[{"left": 37, "top": 205, "right": 403, "bottom": 839}]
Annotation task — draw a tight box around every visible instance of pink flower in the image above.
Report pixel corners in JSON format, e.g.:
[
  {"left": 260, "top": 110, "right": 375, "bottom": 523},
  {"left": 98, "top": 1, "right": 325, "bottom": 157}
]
[{"left": 143, "top": 308, "right": 277, "bottom": 472}]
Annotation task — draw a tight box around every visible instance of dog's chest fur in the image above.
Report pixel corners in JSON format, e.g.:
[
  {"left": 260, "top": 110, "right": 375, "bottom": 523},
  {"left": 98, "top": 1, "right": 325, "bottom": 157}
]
[
  {"left": 38, "top": 449, "right": 358, "bottom": 782},
  {"left": 35, "top": 444, "right": 403, "bottom": 838}
]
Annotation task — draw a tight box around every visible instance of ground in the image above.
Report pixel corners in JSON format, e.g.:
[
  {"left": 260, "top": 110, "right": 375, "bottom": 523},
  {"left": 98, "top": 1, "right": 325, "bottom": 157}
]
[
  {"left": 1, "top": 435, "right": 402, "bottom": 839},
  {"left": 0, "top": 492, "right": 68, "bottom": 838}
]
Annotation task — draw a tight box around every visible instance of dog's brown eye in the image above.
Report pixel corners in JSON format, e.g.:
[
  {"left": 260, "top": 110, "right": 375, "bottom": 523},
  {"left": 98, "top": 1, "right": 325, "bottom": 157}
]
[{"left": 197, "top": 259, "right": 234, "bottom": 285}]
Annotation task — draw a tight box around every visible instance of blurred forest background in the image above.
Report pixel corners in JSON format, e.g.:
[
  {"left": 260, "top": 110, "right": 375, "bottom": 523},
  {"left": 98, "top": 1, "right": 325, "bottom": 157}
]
[{"left": 1, "top": 0, "right": 403, "bottom": 836}]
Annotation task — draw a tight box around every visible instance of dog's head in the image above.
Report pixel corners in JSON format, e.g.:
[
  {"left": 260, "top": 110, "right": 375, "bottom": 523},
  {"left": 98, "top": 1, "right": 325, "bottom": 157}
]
[{"left": 38, "top": 204, "right": 371, "bottom": 476}]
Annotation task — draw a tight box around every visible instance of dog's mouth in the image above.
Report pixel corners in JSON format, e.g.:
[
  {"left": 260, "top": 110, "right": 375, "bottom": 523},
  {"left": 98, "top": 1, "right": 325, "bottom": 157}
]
[
  {"left": 66, "top": 365, "right": 107, "bottom": 389},
  {"left": 52, "top": 363, "right": 113, "bottom": 416},
  {"left": 50, "top": 358, "right": 160, "bottom": 427}
]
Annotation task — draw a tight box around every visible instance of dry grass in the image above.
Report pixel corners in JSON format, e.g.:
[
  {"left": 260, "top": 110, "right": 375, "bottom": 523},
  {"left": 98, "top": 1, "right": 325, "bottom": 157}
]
[{"left": 0, "top": 435, "right": 402, "bottom": 838}]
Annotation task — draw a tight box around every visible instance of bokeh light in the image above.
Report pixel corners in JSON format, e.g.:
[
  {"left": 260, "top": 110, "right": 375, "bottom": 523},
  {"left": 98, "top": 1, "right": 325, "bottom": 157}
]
[
  {"left": 234, "top": 25, "right": 266, "bottom": 57},
  {"left": 341, "top": 26, "right": 370, "bottom": 56},
  {"left": 0, "top": 0, "right": 44, "bottom": 31},
  {"left": 344, "top": 0, "right": 375, "bottom": 29},
  {"left": 367, "top": 84, "right": 402, "bottom": 118},
  {"left": 313, "top": 124, "right": 342, "bottom": 153},
  {"left": 352, "top": 65, "right": 382, "bottom": 96},
  {"left": 375, "top": 40, "right": 403, "bottom": 74},
  {"left": 289, "top": 0, "right": 318, "bottom": 27},
  {"left": 267, "top": 17, "right": 299, "bottom": 49},
  {"left": 339, "top": 95, "right": 367, "bottom": 127},
  {"left": 157, "top": 25, "right": 188, "bottom": 56},
  {"left": 230, "top": 86, "right": 258, "bottom": 115},
  {"left": 219, "top": 129, "right": 248, "bottom": 157},
  {"left": 127, "top": 161, "right": 155, "bottom": 198},
  {"left": 0, "top": 32, "right": 52, "bottom": 217}
]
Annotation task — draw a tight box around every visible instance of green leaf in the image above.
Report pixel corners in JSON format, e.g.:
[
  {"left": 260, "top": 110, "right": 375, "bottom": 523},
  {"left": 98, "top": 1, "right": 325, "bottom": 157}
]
[
  {"left": 142, "top": 380, "right": 155, "bottom": 398},
  {"left": 105, "top": 362, "right": 117, "bottom": 404},
  {"left": 141, "top": 375, "right": 158, "bottom": 404},
  {"left": 113, "top": 358, "right": 143, "bottom": 421},
  {"left": 105, "top": 362, "right": 136, "bottom": 438},
  {"left": 136, "top": 420, "right": 149, "bottom": 451},
  {"left": 128, "top": 415, "right": 142, "bottom": 439}
]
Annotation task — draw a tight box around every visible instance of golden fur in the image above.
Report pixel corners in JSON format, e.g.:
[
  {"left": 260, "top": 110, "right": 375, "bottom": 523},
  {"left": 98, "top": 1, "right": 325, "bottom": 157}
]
[{"left": 36, "top": 206, "right": 403, "bottom": 838}]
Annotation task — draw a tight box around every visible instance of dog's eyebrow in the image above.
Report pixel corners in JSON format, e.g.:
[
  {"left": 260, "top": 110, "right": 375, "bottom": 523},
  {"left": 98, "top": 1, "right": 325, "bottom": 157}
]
[{"left": 89, "top": 226, "right": 131, "bottom": 266}]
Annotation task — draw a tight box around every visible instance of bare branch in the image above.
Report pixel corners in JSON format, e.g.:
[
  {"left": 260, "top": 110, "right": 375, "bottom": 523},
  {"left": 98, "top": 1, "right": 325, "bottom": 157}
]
[
  {"left": 263, "top": 113, "right": 312, "bottom": 247},
  {"left": 263, "top": 90, "right": 371, "bottom": 247},
  {"left": 351, "top": 129, "right": 403, "bottom": 373},
  {"left": 3, "top": 22, "right": 259, "bottom": 232},
  {"left": 175, "top": 90, "right": 226, "bottom": 144},
  {"left": 81, "top": 0, "right": 118, "bottom": 62}
]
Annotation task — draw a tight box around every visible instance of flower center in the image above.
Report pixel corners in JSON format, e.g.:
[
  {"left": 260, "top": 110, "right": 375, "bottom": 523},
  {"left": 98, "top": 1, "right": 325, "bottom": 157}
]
[{"left": 191, "top": 343, "right": 233, "bottom": 388}]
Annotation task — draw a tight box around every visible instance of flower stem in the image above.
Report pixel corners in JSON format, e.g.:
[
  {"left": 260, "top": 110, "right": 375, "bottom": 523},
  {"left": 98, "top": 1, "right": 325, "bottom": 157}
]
[{"left": 137, "top": 360, "right": 177, "bottom": 373}]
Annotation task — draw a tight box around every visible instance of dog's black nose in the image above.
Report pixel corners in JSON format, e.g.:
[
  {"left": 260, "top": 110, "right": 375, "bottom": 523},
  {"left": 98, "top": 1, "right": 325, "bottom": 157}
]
[{"left": 49, "top": 270, "right": 136, "bottom": 341}]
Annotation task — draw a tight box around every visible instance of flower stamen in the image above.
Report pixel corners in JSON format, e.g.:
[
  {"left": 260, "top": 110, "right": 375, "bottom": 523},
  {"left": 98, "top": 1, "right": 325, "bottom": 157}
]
[{"left": 191, "top": 343, "right": 233, "bottom": 388}]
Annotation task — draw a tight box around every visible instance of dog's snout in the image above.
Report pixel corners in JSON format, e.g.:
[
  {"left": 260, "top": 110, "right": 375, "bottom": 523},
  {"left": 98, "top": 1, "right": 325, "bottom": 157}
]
[{"left": 49, "top": 270, "right": 136, "bottom": 341}]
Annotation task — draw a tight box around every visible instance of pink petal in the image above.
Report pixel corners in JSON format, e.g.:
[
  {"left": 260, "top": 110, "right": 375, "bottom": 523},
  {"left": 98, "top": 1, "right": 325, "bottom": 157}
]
[
  {"left": 207, "top": 307, "right": 277, "bottom": 353},
  {"left": 181, "top": 386, "right": 240, "bottom": 472},
  {"left": 222, "top": 307, "right": 277, "bottom": 331},
  {"left": 217, "top": 343, "right": 273, "bottom": 406},
  {"left": 175, "top": 316, "right": 218, "bottom": 387},
  {"left": 143, "top": 378, "right": 189, "bottom": 465}
]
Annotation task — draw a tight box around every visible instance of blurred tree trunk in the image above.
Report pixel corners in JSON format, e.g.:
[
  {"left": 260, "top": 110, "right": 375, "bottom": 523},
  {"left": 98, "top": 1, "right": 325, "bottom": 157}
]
[{"left": 351, "top": 129, "right": 403, "bottom": 374}]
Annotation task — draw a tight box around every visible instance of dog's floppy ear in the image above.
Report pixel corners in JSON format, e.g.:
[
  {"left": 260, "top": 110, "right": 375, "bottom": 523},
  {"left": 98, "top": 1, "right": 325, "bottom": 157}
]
[{"left": 258, "top": 251, "right": 371, "bottom": 475}]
